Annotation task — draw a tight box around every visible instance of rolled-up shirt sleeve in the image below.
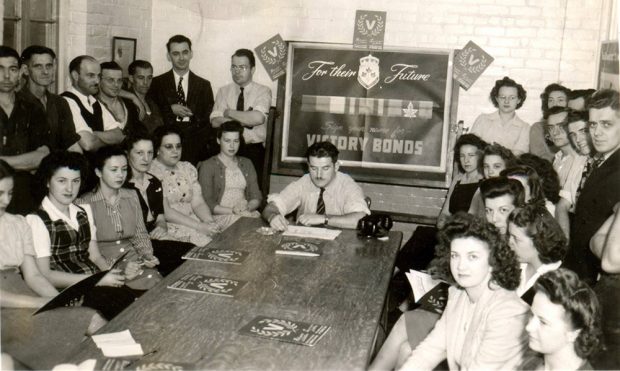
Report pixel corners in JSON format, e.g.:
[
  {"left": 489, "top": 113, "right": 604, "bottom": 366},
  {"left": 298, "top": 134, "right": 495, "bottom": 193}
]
[{"left": 267, "top": 179, "right": 303, "bottom": 216}]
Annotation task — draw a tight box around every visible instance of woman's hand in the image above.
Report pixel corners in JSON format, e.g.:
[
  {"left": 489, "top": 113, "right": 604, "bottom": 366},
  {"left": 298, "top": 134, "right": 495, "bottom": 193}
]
[
  {"left": 197, "top": 221, "right": 221, "bottom": 236},
  {"left": 142, "top": 256, "right": 160, "bottom": 268},
  {"left": 149, "top": 225, "right": 168, "bottom": 240},
  {"left": 232, "top": 200, "right": 249, "bottom": 215},
  {"left": 124, "top": 261, "right": 141, "bottom": 280},
  {"left": 97, "top": 269, "right": 126, "bottom": 287}
]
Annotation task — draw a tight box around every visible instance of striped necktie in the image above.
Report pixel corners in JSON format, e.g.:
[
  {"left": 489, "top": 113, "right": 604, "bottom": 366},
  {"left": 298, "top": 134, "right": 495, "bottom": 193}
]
[{"left": 316, "top": 187, "right": 326, "bottom": 215}]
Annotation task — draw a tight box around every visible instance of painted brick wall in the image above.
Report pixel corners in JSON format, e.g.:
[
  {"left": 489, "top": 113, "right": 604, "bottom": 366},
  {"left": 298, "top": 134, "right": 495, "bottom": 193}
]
[
  {"left": 60, "top": 0, "right": 152, "bottom": 90},
  {"left": 146, "top": 0, "right": 612, "bottom": 233}
]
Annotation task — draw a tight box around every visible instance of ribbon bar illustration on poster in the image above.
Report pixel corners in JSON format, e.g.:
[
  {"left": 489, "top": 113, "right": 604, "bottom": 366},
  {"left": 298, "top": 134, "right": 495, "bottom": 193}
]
[{"left": 282, "top": 43, "right": 453, "bottom": 173}]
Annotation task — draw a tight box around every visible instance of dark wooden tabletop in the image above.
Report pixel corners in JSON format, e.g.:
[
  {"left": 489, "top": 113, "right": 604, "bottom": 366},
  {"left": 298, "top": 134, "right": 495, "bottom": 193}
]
[{"left": 68, "top": 217, "right": 402, "bottom": 370}]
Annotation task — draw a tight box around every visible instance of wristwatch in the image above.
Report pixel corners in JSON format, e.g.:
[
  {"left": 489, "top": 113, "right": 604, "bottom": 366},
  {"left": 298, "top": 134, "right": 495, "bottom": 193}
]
[{"left": 324, "top": 215, "right": 329, "bottom": 226}]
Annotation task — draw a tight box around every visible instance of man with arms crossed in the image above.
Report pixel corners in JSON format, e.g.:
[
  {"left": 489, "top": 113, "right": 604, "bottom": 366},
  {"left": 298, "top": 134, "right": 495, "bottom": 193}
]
[
  {"left": 262, "top": 141, "right": 370, "bottom": 231},
  {"left": 0, "top": 46, "right": 49, "bottom": 214},
  {"left": 211, "top": 48, "right": 272, "bottom": 181},
  {"left": 62, "top": 55, "right": 124, "bottom": 152}
]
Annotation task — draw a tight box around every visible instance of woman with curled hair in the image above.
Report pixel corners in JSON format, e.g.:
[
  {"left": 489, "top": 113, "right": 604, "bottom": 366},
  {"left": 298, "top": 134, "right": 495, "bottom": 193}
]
[
  {"left": 397, "top": 212, "right": 530, "bottom": 371},
  {"left": 501, "top": 165, "right": 556, "bottom": 215},
  {"left": 437, "top": 134, "right": 486, "bottom": 227},
  {"left": 149, "top": 126, "right": 223, "bottom": 246},
  {"left": 529, "top": 83, "right": 571, "bottom": 162},
  {"left": 198, "top": 121, "right": 262, "bottom": 227},
  {"left": 470, "top": 76, "right": 529, "bottom": 155},
  {"left": 468, "top": 143, "right": 518, "bottom": 218},
  {"left": 522, "top": 268, "right": 601, "bottom": 370},
  {"left": 507, "top": 204, "right": 567, "bottom": 305}
]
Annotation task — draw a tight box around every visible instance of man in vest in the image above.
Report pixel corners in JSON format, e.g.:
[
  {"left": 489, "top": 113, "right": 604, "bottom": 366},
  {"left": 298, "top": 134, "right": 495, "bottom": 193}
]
[{"left": 62, "top": 55, "right": 124, "bottom": 153}]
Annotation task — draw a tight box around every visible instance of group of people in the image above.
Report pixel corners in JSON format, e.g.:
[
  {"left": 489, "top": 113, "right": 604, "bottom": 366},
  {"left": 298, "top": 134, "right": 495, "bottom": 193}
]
[
  {"left": 0, "top": 33, "right": 618, "bottom": 370},
  {"left": 373, "top": 79, "right": 619, "bottom": 370}
]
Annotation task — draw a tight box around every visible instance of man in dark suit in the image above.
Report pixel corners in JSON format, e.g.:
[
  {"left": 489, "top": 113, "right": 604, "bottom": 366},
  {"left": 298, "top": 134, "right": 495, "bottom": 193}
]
[
  {"left": 566, "top": 89, "right": 620, "bottom": 285},
  {"left": 148, "top": 34, "right": 215, "bottom": 165}
]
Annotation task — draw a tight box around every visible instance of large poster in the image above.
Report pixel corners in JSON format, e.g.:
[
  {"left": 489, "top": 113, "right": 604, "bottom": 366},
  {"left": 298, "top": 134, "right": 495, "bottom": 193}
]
[{"left": 282, "top": 43, "right": 453, "bottom": 173}]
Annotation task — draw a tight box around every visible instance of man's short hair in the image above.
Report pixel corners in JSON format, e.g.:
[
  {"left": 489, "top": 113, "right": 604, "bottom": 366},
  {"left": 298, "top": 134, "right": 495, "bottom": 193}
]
[
  {"left": 0, "top": 46, "right": 21, "bottom": 66},
  {"left": 306, "top": 141, "right": 339, "bottom": 163},
  {"left": 232, "top": 49, "right": 255, "bottom": 68},
  {"left": 21, "top": 45, "right": 56, "bottom": 63},
  {"left": 68, "top": 55, "right": 97, "bottom": 74},
  {"left": 587, "top": 89, "right": 619, "bottom": 111},
  {"left": 566, "top": 110, "right": 589, "bottom": 126},
  {"left": 100, "top": 61, "right": 122, "bottom": 73},
  {"left": 128, "top": 60, "right": 153, "bottom": 75},
  {"left": 166, "top": 35, "right": 192, "bottom": 52}
]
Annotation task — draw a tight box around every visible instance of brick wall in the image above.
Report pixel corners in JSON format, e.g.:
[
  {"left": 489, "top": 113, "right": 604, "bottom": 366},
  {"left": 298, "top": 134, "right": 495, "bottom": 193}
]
[
  {"left": 146, "top": 0, "right": 613, "bottom": 235},
  {"left": 60, "top": 0, "right": 152, "bottom": 90}
]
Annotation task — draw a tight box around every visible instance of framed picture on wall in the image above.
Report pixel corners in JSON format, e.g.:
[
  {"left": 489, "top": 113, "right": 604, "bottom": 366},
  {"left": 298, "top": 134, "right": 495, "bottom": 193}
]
[{"left": 112, "top": 37, "right": 136, "bottom": 78}]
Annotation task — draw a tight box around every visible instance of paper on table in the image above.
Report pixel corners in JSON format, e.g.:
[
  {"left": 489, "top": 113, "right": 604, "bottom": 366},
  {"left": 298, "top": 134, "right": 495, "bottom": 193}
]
[
  {"left": 405, "top": 270, "right": 444, "bottom": 302},
  {"left": 282, "top": 225, "right": 341, "bottom": 240},
  {"left": 91, "top": 330, "right": 144, "bottom": 358},
  {"left": 101, "top": 343, "right": 144, "bottom": 358},
  {"left": 91, "top": 330, "right": 136, "bottom": 347}
]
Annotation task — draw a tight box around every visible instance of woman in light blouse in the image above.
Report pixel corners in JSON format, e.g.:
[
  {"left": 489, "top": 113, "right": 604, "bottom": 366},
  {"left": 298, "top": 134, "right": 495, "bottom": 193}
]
[
  {"left": 198, "top": 121, "right": 262, "bottom": 225},
  {"left": 149, "top": 126, "right": 223, "bottom": 246},
  {"left": 77, "top": 146, "right": 161, "bottom": 290},
  {"left": 398, "top": 213, "right": 529, "bottom": 370},
  {"left": 0, "top": 159, "right": 105, "bottom": 369}
]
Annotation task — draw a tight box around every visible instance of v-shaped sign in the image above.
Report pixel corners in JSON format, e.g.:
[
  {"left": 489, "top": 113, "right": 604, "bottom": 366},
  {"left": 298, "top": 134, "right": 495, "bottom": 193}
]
[
  {"left": 468, "top": 54, "right": 481, "bottom": 66},
  {"left": 267, "top": 46, "right": 278, "bottom": 58},
  {"left": 365, "top": 19, "right": 376, "bottom": 30},
  {"left": 208, "top": 282, "right": 227, "bottom": 290},
  {"left": 263, "top": 323, "right": 285, "bottom": 331}
]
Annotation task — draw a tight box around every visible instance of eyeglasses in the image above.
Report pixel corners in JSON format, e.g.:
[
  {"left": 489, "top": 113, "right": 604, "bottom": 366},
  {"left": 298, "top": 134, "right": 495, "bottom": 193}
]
[
  {"left": 162, "top": 144, "right": 182, "bottom": 150},
  {"left": 498, "top": 96, "right": 518, "bottom": 102},
  {"left": 230, "top": 65, "right": 250, "bottom": 72}
]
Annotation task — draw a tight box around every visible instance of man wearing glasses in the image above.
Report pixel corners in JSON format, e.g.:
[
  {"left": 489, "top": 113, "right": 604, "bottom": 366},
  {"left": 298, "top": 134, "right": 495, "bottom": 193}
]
[
  {"left": 149, "top": 34, "right": 215, "bottom": 165},
  {"left": 210, "top": 49, "right": 272, "bottom": 181}
]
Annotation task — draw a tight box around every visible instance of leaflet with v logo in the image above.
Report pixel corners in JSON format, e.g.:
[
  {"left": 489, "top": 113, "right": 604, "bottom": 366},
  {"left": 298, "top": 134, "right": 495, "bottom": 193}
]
[
  {"left": 239, "top": 316, "right": 331, "bottom": 347},
  {"left": 182, "top": 246, "right": 249, "bottom": 264},
  {"left": 167, "top": 273, "right": 246, "bottom": 297}
]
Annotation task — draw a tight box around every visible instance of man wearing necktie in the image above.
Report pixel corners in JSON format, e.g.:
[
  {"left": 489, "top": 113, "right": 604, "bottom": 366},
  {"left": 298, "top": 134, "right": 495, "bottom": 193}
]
[
  {"left": 262, "top": 141, "right": 370, "bottom": 231},
  {"left": 565, "top": 89, "right": 620, "bottom": 287},
  {"left": 210, "top": 49, "right": 272, "bottom": 184},
  {"left": 149, "top": 35, "right": 215, "bottom": 165}
]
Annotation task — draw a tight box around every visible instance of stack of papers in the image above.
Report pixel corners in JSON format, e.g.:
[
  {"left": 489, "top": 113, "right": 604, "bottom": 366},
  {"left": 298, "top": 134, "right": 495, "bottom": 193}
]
[
  {"left": 405, "top": 270, "right": 445, "bottom": 302},
  {"left": 91, "top": 330, "right": 143, "bottom": 357},
  {"left": 282, "top": 226, "right": 341, "bottom": 240}
]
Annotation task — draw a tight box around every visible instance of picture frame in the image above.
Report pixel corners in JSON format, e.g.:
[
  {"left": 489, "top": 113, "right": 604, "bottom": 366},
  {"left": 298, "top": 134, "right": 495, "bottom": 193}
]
[{"left": 112, "top": 36, "right": 137, "bottom": 78}]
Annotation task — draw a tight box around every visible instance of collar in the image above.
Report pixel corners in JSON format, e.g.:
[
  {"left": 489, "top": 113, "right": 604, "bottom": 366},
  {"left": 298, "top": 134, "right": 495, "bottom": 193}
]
[
  {"left": 41, "top": 196, "right": 83, "bottom": 225},
  {"left": 69, "top": 86, "right": 95, "bottom": 106},
  {"left": 173, "top": 69, "right": 189, "bottom": 81}
]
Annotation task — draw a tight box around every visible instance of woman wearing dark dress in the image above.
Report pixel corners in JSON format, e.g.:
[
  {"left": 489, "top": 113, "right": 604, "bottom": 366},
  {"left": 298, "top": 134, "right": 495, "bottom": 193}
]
[
  {"left": 438, "top": 134, "right": 487, "bottom": 227},
  {"left": 123, "top": 133, "right": 195, "bottom": 276}
]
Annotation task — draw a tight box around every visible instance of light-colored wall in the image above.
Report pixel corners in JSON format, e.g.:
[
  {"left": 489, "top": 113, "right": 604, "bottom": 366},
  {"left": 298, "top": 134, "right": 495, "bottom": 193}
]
[
  {"left": 145, "top": 0, "right": 614, "bottom": 225},
  {"left": 149, "top": 0, "right": 610, "bottom": 126},
  {"left": 59, "top": 0, "right": 152, "bottom": 90}
]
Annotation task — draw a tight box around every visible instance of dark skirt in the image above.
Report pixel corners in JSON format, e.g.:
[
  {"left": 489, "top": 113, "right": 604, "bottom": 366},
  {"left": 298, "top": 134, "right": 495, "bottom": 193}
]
[{"left": 151, "top": 239, "right": 194, "bottom": 276}]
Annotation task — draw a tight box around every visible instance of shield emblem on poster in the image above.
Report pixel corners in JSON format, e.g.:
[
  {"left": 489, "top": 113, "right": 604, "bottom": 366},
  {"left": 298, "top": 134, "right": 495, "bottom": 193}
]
[{"left": 357, "top": 54, "right": 380, "bottom": 89}]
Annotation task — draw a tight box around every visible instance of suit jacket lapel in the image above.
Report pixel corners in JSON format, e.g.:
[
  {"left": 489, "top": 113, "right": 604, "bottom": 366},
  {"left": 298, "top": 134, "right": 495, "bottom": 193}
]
[
  {"left": 186, "top": 71, "right": 196, "bottom": 108},
  {"left": 165, "top": 70, "right": 177, "bottom": 103},
  {"left": 584, "top": 149, "right": 620, "bottom": 191}
]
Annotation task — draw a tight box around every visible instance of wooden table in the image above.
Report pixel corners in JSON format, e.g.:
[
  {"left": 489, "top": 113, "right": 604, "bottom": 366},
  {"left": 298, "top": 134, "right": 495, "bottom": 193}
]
[{"left": 69, "top": 217, "right": 402, "bottom": 370}]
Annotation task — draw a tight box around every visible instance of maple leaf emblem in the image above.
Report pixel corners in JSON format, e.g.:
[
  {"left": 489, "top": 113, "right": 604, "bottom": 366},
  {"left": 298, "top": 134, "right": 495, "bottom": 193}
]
[{"left": 403, "top": 102, "right": 418, "bottom": 118}]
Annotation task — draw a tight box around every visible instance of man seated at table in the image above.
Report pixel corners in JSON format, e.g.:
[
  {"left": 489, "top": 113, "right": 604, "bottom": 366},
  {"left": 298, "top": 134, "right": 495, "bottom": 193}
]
[{"left": 262, "top": 141, "right": 370, "bottom": 231}]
